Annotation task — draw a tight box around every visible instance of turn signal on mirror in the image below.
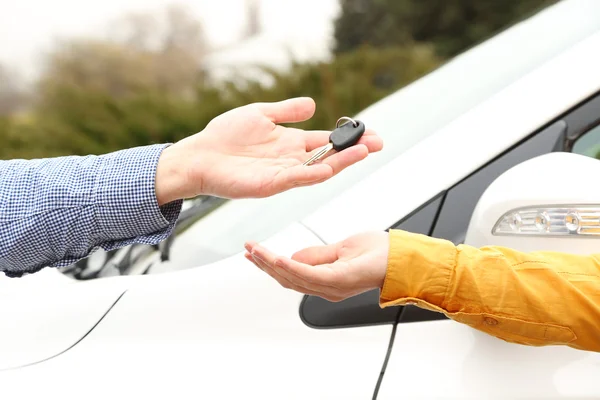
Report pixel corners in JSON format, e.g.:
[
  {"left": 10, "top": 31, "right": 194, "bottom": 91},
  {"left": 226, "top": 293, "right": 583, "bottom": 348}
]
[{"left": 493, "top": 206, "right": 600, "bottom": 236}]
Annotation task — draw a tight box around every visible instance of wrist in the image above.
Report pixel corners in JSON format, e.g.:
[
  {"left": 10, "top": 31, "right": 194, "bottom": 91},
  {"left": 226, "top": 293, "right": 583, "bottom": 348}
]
[
  {"left": 94, "top": 144, "right": 183, "bottom": 238},
  {"left": 155, "top": 143, "right": 189, "bottom": 206},
  {"left": 375, "top": 232, "right": 391, "bottom": 290},
  {"left": 380, "top": 230, "right": 455, "bottom": 306}
]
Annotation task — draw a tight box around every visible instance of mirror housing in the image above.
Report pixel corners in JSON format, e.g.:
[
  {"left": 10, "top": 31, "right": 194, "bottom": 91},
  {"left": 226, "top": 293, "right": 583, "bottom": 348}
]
[{"left": 465, "top": 152, "right": 600, "bottom": 254}]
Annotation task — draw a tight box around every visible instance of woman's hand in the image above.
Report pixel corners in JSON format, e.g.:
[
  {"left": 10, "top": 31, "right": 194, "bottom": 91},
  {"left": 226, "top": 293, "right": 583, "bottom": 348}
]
[
  {"left": 244, "top": 231, "right": 390, "bottom": 302},
  {"left": 155, "top": 97, "right": 383, "bottom": 204}
]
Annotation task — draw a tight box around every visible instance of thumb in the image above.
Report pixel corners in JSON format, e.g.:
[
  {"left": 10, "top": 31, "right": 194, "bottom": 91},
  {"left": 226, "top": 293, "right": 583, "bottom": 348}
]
[
  {"left": 254, "top": 97, "right": 316, "bottom": 124},
  {"left": 292, "top": 242, "right": 340, "bottom": 266}
]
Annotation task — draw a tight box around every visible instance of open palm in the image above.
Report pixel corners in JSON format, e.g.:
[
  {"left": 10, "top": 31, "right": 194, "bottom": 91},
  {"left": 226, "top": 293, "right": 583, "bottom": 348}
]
[
  {"left": 169, "top": 97, "right": 383, "bottom": 199},
  {"left": 245, "top": 231, "right": 390, "bottom": 302}
]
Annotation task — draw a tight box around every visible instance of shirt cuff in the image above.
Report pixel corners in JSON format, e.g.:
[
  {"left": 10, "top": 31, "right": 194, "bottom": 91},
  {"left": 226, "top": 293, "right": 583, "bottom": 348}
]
[
  {"left": 379, "top": 229, "right": 457, "bottom": 312},
  {"left": 93, "top": 143, "right": 183, "bottom": 246}
]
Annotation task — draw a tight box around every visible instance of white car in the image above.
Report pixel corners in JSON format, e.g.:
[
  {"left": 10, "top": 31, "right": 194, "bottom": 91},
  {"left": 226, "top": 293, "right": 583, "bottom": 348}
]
[{"left": 2, "top": 1, "right": 600, "bottom": 398}]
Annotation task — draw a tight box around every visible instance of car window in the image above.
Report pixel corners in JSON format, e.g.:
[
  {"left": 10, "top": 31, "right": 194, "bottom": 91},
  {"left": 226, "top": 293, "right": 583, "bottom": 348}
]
[
  {"left": 399, "top": 91, "right": 600, "bottom": 325},
  {"left": 431, "top": 120, "right": 567, "bottom": 245},
  {"left": 572, "top": 124, "right": 600, "bottom": 158}
]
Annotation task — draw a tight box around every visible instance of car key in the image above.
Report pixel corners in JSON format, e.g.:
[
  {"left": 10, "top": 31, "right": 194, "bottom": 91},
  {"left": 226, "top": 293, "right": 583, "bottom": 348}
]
[{"left": 303, "top": 116, "right": 366, "bottom": 166}]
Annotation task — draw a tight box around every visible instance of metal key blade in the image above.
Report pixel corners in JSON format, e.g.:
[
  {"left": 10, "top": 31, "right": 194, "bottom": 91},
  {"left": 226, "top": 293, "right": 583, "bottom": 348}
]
[{"left": 303, "top": 143, "right": 333, "bottom": 166}]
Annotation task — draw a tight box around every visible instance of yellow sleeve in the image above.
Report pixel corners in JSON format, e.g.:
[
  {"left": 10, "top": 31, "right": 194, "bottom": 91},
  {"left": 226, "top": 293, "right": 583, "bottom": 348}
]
[{"left": 379, "top": 229, "right": 600, "bottom": 352}]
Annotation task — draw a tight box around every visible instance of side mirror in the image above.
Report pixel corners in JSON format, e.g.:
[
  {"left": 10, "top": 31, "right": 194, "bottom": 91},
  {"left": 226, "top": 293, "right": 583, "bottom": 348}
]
[{"left": 465, "top": 152, "right": 600, "bottom": 254}]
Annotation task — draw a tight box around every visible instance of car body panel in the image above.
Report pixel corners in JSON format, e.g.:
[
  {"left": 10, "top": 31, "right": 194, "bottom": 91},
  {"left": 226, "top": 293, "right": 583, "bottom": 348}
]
[
  {"left": 379, "top": 152, "right": 600, "bottom": 399},
  {"left": 303, "top": 25, "right": 600, "bottom": 243},
  {"left": 0, "top": 279, "right": 125, "bottom": 370},
  {"left": 0, "top": 223, "right": 392, "bottom": 399},
  {"left": 378, "top": 320, "right": 600, "bottom": 399}
]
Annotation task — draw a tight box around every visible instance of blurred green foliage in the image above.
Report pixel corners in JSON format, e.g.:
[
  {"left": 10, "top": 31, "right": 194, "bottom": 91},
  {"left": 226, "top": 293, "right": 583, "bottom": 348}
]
[
  {"left": 3, "top": 42, "right": 440, "bottom": 158},
  {"left": 335, "top": 0, "right": 557, "bottom": 58},
  {"left": 1, "top": 0, "right": 556, "bottom": 160}
]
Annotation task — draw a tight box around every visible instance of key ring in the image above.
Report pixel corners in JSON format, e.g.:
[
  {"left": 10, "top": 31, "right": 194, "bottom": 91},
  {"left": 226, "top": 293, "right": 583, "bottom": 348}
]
[{"left": 336, "top": 116, "right": 359, "bottom": 128}]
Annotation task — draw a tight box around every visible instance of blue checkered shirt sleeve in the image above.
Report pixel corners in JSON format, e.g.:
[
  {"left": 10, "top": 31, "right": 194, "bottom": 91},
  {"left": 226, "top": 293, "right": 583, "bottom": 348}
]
[{"left": 0, "top": 144, "right": 183, "bottom": 277}]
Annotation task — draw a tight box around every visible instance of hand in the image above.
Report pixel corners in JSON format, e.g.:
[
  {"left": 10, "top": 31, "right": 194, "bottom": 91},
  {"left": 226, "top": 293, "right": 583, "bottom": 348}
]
[
  {"left": 244, "top": 231, "right": 389, "bottom": 302},
  {"left": 155, "top": 97, "right": 383, "bottom": 204}
]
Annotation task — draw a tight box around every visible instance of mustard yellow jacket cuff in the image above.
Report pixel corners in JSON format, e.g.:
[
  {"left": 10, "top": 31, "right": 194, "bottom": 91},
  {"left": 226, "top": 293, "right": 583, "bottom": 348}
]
[{"left": 380, "top": 229, "right": 600, "bottom": 352}]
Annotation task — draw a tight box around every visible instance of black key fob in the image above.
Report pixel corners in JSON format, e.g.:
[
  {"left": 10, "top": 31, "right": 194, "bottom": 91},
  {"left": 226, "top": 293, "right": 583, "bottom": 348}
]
[{"left": 330, "top": 120, "right": 366, "bottom": 151}]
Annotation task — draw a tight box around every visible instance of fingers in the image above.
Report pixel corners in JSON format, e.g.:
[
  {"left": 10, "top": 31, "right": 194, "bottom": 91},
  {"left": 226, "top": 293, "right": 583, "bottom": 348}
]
[
  {"left": 255, "top": 97, "right": 316, "bottom": 124},
  {"left": 359, "top": 129, "right": 384, "bottom": 153},
  {"left": 292, "top": 243, "right": 340, "bottom": 265},
  {"left": 246, "top": 243, "right": 350, "bottom": 302},
  {"left": 269, "top": 143, "right": 371, "bottom": 194},
  {"left": 322, "top": 144, "right": 369, "bottom": 175},
  {"left": 245, "top": 242, "right": 332, "bottom": 296},
  {"left": 245, "top": 252, "right": 335, "bottom": 299},
  {"left": 302, "top": 130, "right": 331, "bottom": 152},
  {"left": 304, "top": 128, "right": 384, "bottom": 176},
  {"left": 273, "top": 256, "right": 342, "bottom": 288},
  {"left": 303, "top": 128, "right": 384, "bottom": 153},
  {"left": 251, "top": 244, "right": 340, "bottom": 288},
  {"left": 245, "top": 241, "right": 260, "bottom": 253},
  {"left": 270, "top": 163, "right": 333, "bottom": 194}
]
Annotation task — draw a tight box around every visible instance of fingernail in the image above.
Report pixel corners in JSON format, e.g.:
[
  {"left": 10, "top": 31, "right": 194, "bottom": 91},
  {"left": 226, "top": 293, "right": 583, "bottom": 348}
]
[{"left": 244, "top": 243, "right": 252, "bottom": 252}]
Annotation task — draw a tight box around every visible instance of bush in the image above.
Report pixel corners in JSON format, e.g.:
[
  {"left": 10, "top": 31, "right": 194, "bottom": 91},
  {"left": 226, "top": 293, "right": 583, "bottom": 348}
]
[{"left": 3, "top": 43, "right": 439, "bottom": 159}]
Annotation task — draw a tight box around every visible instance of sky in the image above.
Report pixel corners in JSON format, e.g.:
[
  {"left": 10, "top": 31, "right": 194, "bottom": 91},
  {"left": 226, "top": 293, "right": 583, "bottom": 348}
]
[{"left": 0, "top": 0, "right": 340, "bottom": 81}]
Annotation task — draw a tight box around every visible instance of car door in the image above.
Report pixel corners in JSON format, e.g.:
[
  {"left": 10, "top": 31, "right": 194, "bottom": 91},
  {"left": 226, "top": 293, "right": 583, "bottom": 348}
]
[
  {"left": 0, "top": 274, "right": 127, "bottom": 371},
  {"left": 376, "top": 94, "right": 600, "bottom": 397},
  {"left": 299, "top": 112, "right": 575, "bottom": 398}
]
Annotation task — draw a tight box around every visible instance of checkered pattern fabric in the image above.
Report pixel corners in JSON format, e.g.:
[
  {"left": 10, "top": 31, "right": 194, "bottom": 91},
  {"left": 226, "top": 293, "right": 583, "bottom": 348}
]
[{"left": 0, "top": 144, "right": 182, "bottom": 277}]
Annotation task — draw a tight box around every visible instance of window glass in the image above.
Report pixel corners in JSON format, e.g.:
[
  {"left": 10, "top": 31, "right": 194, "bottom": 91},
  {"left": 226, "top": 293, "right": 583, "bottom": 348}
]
[
  {"left": 431, "top": 121, "right": 566, "bottom": 245},
  {"left": 572, "top": 124, "right": 600, "bottom": 158}
]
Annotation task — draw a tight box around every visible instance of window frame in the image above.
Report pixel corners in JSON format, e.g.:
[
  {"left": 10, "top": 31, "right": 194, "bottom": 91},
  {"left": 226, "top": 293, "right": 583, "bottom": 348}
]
[{"left": 299, "top": 89, "right": 600, "bottom": 330}]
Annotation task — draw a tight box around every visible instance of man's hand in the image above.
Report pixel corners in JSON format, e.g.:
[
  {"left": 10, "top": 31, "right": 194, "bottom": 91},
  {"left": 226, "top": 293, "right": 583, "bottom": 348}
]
[
  {"left": 244, "top": 231, "right": 389, "bottom": 302},
  {"left": 155, "top": 97, "right": 383, "bottom": 204}
]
